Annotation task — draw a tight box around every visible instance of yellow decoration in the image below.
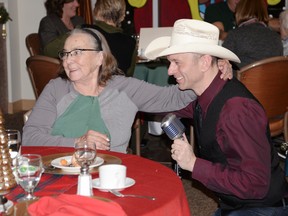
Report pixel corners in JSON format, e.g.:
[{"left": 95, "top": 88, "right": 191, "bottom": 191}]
[
  {"left": 128, "top": 0, "right": 147, "bottom": 8},
  {"left": 187, "top": 0, "right": 203, "bottom": 20},
  {"left": 267, "top": 0, "right": 281, "bottom": 6}
]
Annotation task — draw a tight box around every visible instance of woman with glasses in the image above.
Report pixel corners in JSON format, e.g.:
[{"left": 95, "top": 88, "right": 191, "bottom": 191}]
[
  {"left": 22, "top": 27, "right": 232, "bottom": 153},
  {"left": 38, "top": 0, "right": 84, "bottom": 58}
]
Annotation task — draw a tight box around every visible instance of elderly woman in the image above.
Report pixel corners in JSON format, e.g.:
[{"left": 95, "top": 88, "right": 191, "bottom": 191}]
[
  {"left": 38, "top": 0, "right": 84, "bottom": 58},
  {"left": 23, "top": 28, "right": 231, "bottom": 153}
]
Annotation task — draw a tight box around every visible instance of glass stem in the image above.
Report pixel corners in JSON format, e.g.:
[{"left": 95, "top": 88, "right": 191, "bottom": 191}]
[{"left": 25, "top": 188, "right": 35, "bottom": 199}]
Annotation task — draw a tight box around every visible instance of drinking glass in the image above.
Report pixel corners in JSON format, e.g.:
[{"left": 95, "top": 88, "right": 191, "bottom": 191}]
[
  {"left": 74, "top": 141, "right": 96, "bottom": 167},
  {"left": 15, "top": 154, "right": 42, "bottom": 202},
  {"left": 6, "top": 129, "right": 21, "bottom": 160}
]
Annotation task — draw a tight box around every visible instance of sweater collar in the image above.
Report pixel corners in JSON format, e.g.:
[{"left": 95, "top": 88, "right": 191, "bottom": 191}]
[{"left": 238, "top": 18, "right": 267, "bottom": 28}]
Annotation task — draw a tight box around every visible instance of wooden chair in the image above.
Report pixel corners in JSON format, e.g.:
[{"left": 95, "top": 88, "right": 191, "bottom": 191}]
[
  {"left": 130, "top": 114, "right": 141, "bottom": 156},
  {"left": 237, "top": 56, "right": 288, "bottom": 142},
  {"left": 26, "top": 55, "right": 61, "bottom": 99},
  {"left": 25, "top": 33, "right": 41, "bottom": 56}
]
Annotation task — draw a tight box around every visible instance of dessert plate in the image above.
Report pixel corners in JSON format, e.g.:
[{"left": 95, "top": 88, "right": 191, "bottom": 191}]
[{"left": 51, "top": 156, "right": 104, "bottom": 173}]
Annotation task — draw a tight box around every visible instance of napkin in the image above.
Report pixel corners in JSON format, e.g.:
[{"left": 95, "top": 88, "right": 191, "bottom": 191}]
[{"left": 28, "top": 194, "right": 127, "bottom": 216}]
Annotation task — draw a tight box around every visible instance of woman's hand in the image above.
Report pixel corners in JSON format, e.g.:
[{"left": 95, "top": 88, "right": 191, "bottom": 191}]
[
  {"left": 171, "top": 134, "right": 196, "bottom": 172},
  {"left": 218, "top": 59, "right": 233, "bottom": 80},
  {"left": 76, "top": 130, "right": 110, "bottom": 150}
]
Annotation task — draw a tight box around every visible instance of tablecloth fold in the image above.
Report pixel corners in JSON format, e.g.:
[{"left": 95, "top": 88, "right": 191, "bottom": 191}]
[{"left": 28, "top": 194, "right": 127, "bottom": 216}]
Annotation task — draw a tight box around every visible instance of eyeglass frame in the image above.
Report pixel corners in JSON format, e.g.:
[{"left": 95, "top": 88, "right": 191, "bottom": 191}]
[{"left": 58, "top": 48, "right": 101, "bottom": 60}]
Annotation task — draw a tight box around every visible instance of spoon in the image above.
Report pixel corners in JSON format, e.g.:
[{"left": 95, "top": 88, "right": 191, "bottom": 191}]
[
  {"left": 0, "top": 196, "right": 8, "bottom": 213},
  {"left": 109, "top": 189, "right": 156, "bottom": 200}
]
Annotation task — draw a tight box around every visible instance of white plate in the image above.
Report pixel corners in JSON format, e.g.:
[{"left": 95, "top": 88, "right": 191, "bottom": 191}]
[
  {"left": 51, "top": 156, "right": 104, "bottom": 173},
  {"left": 0, "top": 200, "right": 13, "bottom": 213},
  {"left": 92, "top": 177, "right": 135, "bottom": 192}
]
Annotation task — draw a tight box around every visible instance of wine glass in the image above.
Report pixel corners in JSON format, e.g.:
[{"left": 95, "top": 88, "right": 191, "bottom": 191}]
[
  {"left": 15, "top": 154, "right": 42, "bottom": 202},
  {"left": 74, "top": 141, "right": 96, "bottom": 167}
]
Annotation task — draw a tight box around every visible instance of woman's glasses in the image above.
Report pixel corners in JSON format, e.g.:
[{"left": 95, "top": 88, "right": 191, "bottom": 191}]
[{"left": 58, "top": 49, "right": 100, "bottom": 60}]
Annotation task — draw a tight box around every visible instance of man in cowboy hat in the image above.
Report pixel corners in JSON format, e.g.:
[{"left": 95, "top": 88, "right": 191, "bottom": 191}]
[{"left": 145, "top": 19, "right": 288, "bottom": 215}]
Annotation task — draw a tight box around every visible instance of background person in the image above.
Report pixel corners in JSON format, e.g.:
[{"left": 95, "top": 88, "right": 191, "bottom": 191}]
[
  {"left": 83, "top": 0, "right": 137, "bottom": 77},
  {"left": 145, "top": 18, "right": 288, "bottom": 216},
  {"left": 38, "top": 0, "right": 84, "bottom": 58},
  {"left": 204, "top": 0, "right": 240, "bottom": 41},
  {"left": 222, "top": 0, "right": 283, "bottom": 70}
]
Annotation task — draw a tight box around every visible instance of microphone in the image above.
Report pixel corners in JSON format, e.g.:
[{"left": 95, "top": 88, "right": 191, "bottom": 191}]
[
  {"left": 161, "top": 113, "right": 185, "bottom": 140},
  {"left": 161, "top": 113, "right": 185, "bottom": 178}
]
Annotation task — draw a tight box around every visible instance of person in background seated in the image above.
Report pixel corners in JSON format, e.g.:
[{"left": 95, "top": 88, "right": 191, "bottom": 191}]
[
  {"left": 145, "top": 18, "right": 288, "bottom": 216},
  {"left": 279, "top": 9, "right": 288, "bottom": 56},
  {"left": 204, "top": 0, "right": 240, "bottom": 41},
  {"left": 82, "top": 0, "right": 137, "bottom": 77},
  {"left": 22, "top": 27, "right": 232, "bottom": 154},
  {"left": 222, "top": 0, "right": 283, "bottom": 70},
  {"left": 38, "top": 0, "right": 84, "bottom": 58}
]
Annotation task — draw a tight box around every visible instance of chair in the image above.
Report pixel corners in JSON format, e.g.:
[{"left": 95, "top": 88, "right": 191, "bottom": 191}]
[
  {"left": 128, "top": 114, "right": 141, "bottom": 156},
  {"left": 237, "top": 56, "right": 288, "bottom": 142},
  {"left": 25, "top": 33, "right": 41, "bottom": 56},
  {"left": 26, "top": 55, "right": 61, "bottom": 99}
]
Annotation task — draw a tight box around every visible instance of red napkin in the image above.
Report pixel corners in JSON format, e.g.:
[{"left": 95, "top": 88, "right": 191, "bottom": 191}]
[{"left": 28, "top": 194, "right": 127, "bottom": 216}]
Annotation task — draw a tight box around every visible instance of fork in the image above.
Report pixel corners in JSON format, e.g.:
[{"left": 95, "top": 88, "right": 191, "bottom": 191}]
[{"left": 109, "top": 190, "right": 156, "bottom": 200}]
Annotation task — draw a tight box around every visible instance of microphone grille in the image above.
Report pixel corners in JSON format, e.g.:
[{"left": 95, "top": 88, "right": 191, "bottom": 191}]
[{"left": 161, "top": 113, "right": 185, "bottom": 140}]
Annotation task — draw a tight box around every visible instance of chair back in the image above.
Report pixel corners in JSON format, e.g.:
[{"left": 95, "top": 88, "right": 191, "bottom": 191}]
[
  {"left": 26, "top": 55, "right": 61, "bottom": 98},
  {"left": 25, "top": 33, "right": 41, "bottom": 56},
  {"left": 237, "top": 56, "right": 288, "bottom": 140}
]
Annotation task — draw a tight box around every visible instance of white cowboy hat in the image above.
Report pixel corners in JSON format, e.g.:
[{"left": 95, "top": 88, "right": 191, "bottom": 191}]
[{"left": 144, "top": 19, "right": 240, "bottom": 63}]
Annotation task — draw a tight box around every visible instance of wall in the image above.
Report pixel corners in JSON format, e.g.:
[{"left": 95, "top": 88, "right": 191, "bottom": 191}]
[
  {"left": 5, "top": 0, "right": 45, "bottom": 112},
  {"left": 6, "top": 0, "right": 286, "bottom": 113}
]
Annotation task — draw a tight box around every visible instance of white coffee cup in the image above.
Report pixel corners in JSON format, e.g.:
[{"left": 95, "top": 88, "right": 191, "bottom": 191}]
[{"left": 99, "top": 164, "right": 127, "bottom": 189}]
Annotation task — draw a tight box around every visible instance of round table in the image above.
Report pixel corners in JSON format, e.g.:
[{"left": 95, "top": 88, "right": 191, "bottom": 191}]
[{"left": 7, "top": 146, "right": 191, "bottom": 216}]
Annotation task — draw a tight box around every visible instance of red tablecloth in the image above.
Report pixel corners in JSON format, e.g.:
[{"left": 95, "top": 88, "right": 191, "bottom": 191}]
[{"left": 7, "top": 147, "right": 191, "bottom": 216}]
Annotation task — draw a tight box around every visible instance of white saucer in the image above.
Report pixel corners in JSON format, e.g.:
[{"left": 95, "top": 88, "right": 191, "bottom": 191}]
[
  {"left": 92, "top": 177, "right": 135, "bottom": 192},
  {"left": 0, "top": 200, "right": 13, "bottom": 213}
]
